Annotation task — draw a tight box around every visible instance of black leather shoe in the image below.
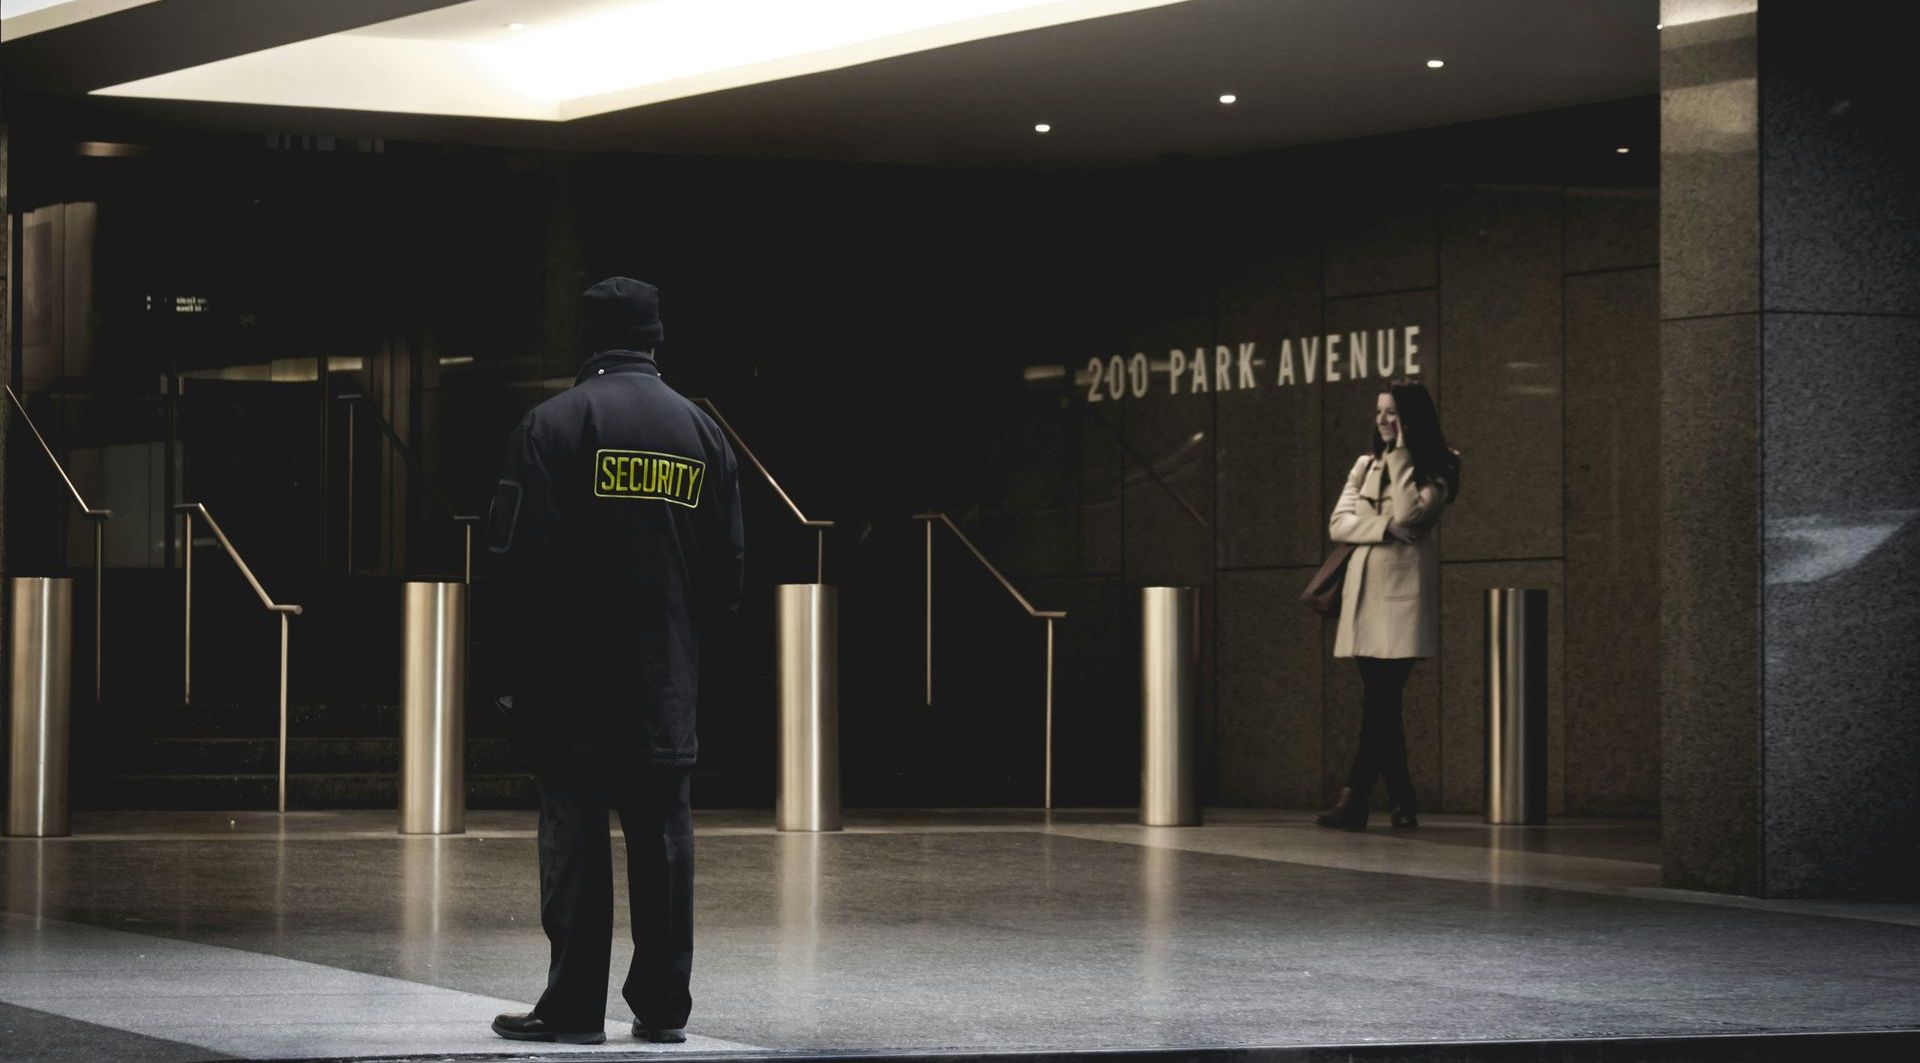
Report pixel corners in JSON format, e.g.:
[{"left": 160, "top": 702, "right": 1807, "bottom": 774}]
[
  {"left": 1389, "top": 801, "right": 1420, "bottom": 829},
  {"left": 633, "top": 1021, "right": 688, "bottom": 1043},
  {"left": 492, "top": 1012, "right": 606, "bottom": 1044},
  {"left": 1314, "top": 786, "right": 1369, "bottom": 830}
]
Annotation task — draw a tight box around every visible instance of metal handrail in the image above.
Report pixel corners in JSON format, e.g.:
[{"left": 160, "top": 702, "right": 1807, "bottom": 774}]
[
  {"left": 6, "top": 385, "right": 112, "bottom": 701},
  {"left": 693, "top": 398, "right": 833, "bottom": 583},
  {"left": 915, "top": 513, "right": 1066, "bottom": 620},
  {"left": 336, "top": 394, "right": 479, "bottom": 583},
  {"left": 173, "top": 502, "right": 301, "bottom": 814},
  {"left": 914, "top": 511, "right": 1066, "bottom": 809}
]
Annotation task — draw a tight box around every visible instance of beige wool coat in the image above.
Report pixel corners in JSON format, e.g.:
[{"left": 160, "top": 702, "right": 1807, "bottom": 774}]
[{"left": 1328, "top": 448, "right": 1452, "bottom": 659}]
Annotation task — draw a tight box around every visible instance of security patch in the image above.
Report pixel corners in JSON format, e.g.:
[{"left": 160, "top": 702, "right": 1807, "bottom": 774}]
[{"left": 595, "top": 449, "right": 705, "bottom": 508}]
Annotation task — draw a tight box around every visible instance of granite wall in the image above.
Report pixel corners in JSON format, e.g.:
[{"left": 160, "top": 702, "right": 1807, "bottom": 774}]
[
  {"left": 1659, "top": 0, "right": 1920, "bottom": 897},
  {"left": 1042, "top": 144, "right": 1662, "bottom": 818}
]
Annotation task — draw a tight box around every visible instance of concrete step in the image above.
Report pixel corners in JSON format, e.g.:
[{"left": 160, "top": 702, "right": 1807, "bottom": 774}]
[
  {"left": 70, "top": 697, "right": 529, "bottom": 810},
  {"left": 77, "top": 736, "right": 528, "bottom": 775},
  {"left": 80, "top": 699, "right": 518, "bottom": 738},
  {"left": 68, "top": 697, "right": 771, "bottom": 811},
  {"left": 73, "top": 772, "right": 539, "bottom": 811},
  {"left": 85, "top": 701, "right": 399, "bottom": 738},
  {"left": 74, "top": 768, "right": 768, "bottom": 811}
]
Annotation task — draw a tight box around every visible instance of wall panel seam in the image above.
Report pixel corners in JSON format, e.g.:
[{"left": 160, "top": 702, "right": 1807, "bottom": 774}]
[
  {"left": 1757, "top": 309, "right": 1920, "bottom": 320},
  {"left": 1325, "top": 286, "right": 1438, "bottom": 302},
  {"left": 1662, "top": 311, "right": 1763, "bottom": 324},
  {"left": 1565, "top": 264, "right": 1659, "bottom": 279},
  {"left": 1443, "top": 556, "right": 1568, "bottom": 565}
]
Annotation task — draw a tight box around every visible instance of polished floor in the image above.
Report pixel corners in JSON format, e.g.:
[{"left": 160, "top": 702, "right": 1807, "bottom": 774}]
[{"left": 2, "top": 807, "right": 1917, "bottom": 1062}]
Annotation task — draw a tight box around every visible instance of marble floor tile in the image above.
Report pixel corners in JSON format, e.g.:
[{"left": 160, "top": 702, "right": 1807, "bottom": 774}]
[{"left": 2, "top": 808, "right": 1915, "bottom": 1061}]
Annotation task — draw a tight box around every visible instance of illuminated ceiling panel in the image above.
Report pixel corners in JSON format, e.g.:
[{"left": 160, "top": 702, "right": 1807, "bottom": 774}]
[
  {"left": 91, "top": 0, "right": 1196, "bottom": 121},
  {"left": 2, "top": 0, "right": 161, "bottom": 41}
]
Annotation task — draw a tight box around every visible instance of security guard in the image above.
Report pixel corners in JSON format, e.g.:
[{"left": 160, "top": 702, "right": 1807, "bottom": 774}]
[{"left": 487, "top": 277, "right": 744, "bottom": 1046}]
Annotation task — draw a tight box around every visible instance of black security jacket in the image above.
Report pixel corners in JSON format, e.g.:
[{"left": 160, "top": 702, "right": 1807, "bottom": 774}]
[{"left": 483, "top": 349, "right": 744, "bottom": 766}]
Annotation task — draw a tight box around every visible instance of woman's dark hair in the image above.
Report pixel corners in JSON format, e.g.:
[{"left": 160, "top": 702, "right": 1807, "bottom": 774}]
[{"left": 1371, "top": 379, "right": 1462, "bottom": 502}]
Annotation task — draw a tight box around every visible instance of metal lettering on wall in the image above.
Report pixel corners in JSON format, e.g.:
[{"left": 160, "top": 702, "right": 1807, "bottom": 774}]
[{"left": 1080, "top": 324, "right": 1423, "bottom": 402}]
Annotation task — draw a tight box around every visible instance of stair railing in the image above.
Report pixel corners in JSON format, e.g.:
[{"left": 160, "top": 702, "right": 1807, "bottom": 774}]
[
  {"left": 174, "top": 502, "right": 302, "bottom": 813},
  {"left": 914, "top": 512, "right": 1067, "bottom": 809},
  {"left": 692, "top": 398, "right": 833, "bottom": 583},
  {"left": 337, "top": 393, "right": 479, "bottom": 582},
  {"left": 5, "top": 385, "right": 112, "bottom": 701}
]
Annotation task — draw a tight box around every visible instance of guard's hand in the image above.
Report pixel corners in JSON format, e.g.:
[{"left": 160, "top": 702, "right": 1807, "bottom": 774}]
[{"left": 1387, "top": 519, "right": 1422, "bottom": 543}]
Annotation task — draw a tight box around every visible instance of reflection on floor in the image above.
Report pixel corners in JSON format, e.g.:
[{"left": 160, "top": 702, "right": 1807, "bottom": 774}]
[{"left": 3, "top": 808, "right": 1917, "bottom": 1062}]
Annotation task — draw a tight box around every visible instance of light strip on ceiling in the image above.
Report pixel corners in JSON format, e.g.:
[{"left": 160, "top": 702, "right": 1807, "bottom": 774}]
[
  {"left": 2, "top": 0, "right": 161, "bottom": 41},
  {"left": 92, "top": 0, "right": 1195, "bottom": 121}
]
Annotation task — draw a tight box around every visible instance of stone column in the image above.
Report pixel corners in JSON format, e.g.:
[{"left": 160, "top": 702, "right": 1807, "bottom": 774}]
[
  {"left": 2, "top": 112, "right": 12, "bottom": 728},
  {"left": 1660, "top": 0, "right": 1920, "bottom": 897}
]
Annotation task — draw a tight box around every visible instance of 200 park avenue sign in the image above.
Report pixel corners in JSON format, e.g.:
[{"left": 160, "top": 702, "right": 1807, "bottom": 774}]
[{"left": 1083, "top": 324, "right": 1424, "bottom": 402}]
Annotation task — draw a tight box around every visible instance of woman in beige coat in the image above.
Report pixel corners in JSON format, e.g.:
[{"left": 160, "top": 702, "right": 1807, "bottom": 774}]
[{"left": 1316, "top": 379, "right": 1460, "bottom": 830}]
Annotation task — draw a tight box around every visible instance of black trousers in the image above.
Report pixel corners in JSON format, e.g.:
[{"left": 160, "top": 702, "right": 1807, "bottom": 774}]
[
  {"left": 533, "top": 766, "right": 694, "bottom": 1031},
  {"left": 1345, "top": 656, "right": 1419, "bottom": 806}
]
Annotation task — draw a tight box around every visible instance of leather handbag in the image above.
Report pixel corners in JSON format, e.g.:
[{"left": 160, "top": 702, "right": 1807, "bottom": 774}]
[{"left": 1300, "top": 543, "right": 1355, "bottom": 618}]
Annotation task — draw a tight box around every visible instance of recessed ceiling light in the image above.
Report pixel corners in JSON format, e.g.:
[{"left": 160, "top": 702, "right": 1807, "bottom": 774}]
[
  {"left": 1616, "top": 146, "right": 1631, "bottom": 154},
  {"left": 507, "top": 22, "right": 525, "bottom": 32},
  {"left": 1426, "top": 59, "right": 1445, "bottom": 69},
  {"left": 1034, "top": 123, "right": 1052, "bottom": 134},
  {"left": 1218, "top": 93, "right": 1236, "bottom": 104}
]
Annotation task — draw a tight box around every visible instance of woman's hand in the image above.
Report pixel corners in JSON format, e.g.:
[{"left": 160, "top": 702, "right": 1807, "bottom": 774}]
[
  {"left": 1394, "top": 422, "right": 1406, "bottom": 450},
  {"left": 1386, "top": 519, "right": 1421, "bottom": 543}
]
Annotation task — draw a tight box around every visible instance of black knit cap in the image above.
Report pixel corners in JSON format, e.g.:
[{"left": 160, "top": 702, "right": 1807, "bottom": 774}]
[{"left": 580, "top": 276, "right": 663, "bottom": 352}]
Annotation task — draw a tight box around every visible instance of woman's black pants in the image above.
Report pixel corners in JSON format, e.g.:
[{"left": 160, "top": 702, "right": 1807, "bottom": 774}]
[
  {"left": 533, "top": 766, "right": 694, "bottom": 1032},
  {"left": 1346, "top": 656, "right": 1419, "bottom": 806}
]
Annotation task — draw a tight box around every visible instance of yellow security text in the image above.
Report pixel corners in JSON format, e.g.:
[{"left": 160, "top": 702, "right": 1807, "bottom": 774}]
[{"left": 594, "top": 450, "right": 705, "bottom": 508}]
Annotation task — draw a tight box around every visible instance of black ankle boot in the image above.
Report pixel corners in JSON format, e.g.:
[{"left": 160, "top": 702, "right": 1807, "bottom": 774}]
[
  {"left": 1315, "top": 786, "right": 1369, "bottom": 830},
  {"left": 1389, "top": 797, "right": 1419, "bottom": 829}
]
